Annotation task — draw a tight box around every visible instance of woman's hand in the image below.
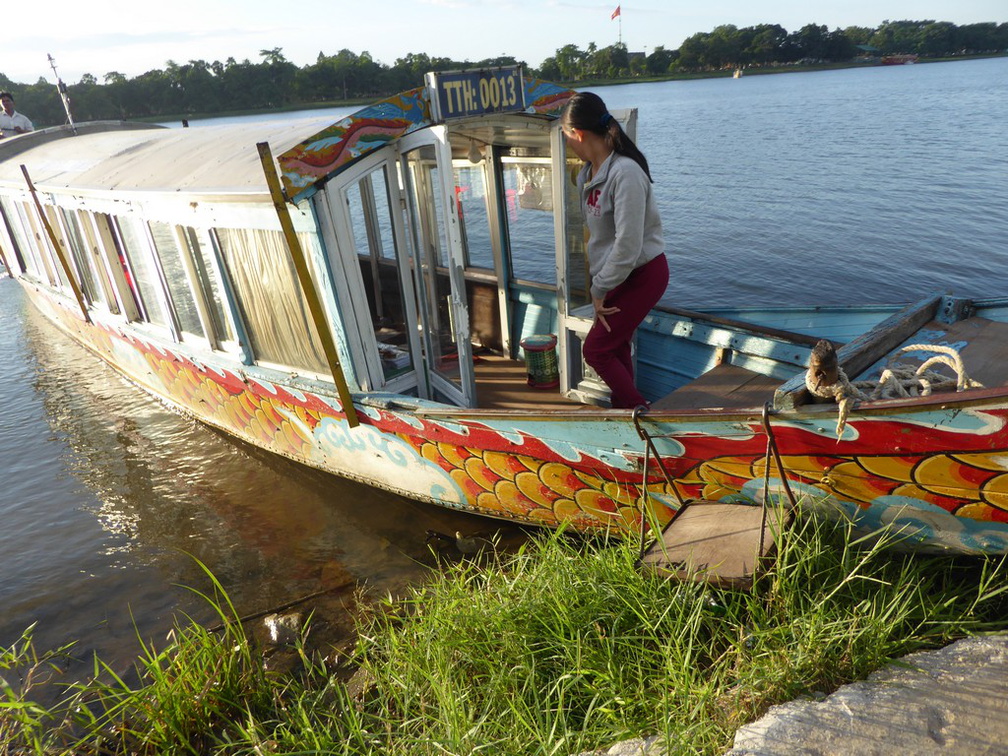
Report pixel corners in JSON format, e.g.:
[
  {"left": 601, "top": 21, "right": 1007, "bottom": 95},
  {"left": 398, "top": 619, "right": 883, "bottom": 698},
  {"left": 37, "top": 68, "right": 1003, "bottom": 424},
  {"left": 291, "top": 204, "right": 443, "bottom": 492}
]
[{"left": 592, "top": 295, "right": 620, "bottom": 333}]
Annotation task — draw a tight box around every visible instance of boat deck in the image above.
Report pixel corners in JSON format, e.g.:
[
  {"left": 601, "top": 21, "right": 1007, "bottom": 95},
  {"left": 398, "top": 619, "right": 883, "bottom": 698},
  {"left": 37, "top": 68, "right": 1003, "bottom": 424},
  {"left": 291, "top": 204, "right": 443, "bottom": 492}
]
[
  {"left": 911, "top": 318, "right": 1008, "bottom": 388},
  {"left": 848, "top": 316, "right": 1008, "bottom": 389},
  {"left": 474, "top": 354, "right": 580, "bottom": 410},
  {"left": 474, "top": 356, "right": 782, "bottom": 413},
  {"left": 651, "top": 364, "right": 781, "bottom": 411},
  {"left": 473, "top": 316, "right": 1008, "bottom": 413}
]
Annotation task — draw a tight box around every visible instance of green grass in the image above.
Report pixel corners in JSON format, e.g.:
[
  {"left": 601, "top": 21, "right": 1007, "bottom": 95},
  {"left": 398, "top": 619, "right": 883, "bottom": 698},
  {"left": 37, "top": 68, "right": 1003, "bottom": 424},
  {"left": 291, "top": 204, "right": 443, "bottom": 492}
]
[{"left": 4, "top": 504, "right": 1008, "bottom": 755}]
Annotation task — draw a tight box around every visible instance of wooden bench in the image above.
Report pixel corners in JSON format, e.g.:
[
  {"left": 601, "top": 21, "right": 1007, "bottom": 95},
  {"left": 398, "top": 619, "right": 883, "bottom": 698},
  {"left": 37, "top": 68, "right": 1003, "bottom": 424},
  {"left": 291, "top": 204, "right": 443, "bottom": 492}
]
[{"left": 640, "top": 500, "right": 792, "bottom": 589}]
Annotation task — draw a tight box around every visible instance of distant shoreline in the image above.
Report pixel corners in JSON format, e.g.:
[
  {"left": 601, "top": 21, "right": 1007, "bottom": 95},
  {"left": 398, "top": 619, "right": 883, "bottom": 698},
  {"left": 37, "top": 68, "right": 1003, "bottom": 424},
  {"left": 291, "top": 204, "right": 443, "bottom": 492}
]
[
  {"left": 570, "top": 51, "right": 1006, "bottom": 87},
  {"left": 143, "top": 52, "right": 1006, "bottom": 125}
]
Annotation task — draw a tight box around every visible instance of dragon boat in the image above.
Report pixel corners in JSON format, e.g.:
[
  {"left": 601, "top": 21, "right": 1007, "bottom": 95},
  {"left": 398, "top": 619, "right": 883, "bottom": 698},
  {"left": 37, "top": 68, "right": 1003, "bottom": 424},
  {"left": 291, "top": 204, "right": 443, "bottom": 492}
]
[{"left": 2, "top": 67, "right": 1007, "bottom": 556}]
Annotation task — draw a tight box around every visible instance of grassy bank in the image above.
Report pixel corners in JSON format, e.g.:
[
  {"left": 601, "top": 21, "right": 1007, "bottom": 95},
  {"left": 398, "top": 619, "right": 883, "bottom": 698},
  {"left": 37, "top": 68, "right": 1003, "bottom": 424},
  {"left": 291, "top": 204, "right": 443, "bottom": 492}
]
[{"left": 4, "top": 504, "right": 1008, "bottom": 755}]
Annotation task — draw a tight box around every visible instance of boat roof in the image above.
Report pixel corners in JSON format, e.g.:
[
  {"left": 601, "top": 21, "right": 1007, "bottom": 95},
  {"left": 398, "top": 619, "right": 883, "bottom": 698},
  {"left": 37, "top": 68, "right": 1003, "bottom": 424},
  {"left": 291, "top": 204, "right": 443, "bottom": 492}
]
[
  {"left": 278, "top": 77, "right": 573, "bottom": 201},
  {"left": 0, "top": 117, "right": 339, "bottom": 197},
  {"left": 0, "top": 73, "right": 574, "bottom": 202}
]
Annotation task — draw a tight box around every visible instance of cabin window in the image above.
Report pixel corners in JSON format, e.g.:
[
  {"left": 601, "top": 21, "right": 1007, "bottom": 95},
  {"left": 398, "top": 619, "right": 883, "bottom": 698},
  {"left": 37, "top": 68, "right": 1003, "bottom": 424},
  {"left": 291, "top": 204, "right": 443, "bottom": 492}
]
[
  {"left": 115, "top": 215, "right": 171, "bottom": 329},
  {"left": 18, "top": 204, "right": 51, "bottom": 281},
  {"left": 182, "top": 227, "right": 236, "bottom": 346},
  {"left": 561, "top": 150, "right": 591, "bottom": 309},
  {"left": 94, "top": 212, "right": 142, "bottom": 319},
  {"left": 149, "top": 221, "right": 206, "bottom": 340},
  {"left": 57, "top": 207, "right": 102, "bottom": 307},
  {"left": 215, "top": 227, "right": 328, "bottom": 374},
  {"left": 16, "top": 204, "right": 56, "bottom": 286},
  {"left": 406, "top": 147, "right": 448, "bottom": 269},
  {"left": 405, "top": 145, "right": 462, "bottom": 392},
  {"left": 453, "top": 164, "right": 494, "bottom": 270},
  {"left": 75, "top": 211, "right": 120, "bottom": 315},
  {"left": 8, "top": 200, "right": 53, "bottom": 284},
  {"left": 500, "top": 155, "right": 555, "bottom": 284},
  {"left": 0, "top": 200, "right": 23, "bottom": 273},
  {"left": 41, "top": 207, "right": 78, "bottom": 292},
  {"left": 346, "top": 174, "right": 396, "bottom": 262},
  {"left": 25, "top": 206, "right": 67, "bottom": 289},
  {"left": 0, "top": 197, "right": 36, "bottom": 277}
]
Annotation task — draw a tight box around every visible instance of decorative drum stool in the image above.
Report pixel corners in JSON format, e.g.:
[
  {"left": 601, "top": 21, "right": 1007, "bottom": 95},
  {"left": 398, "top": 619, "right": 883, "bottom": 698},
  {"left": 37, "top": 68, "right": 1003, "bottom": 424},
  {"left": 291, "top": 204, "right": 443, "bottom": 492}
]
[{"left": 520, "top": 334, "right": 559, "bottom": 389}]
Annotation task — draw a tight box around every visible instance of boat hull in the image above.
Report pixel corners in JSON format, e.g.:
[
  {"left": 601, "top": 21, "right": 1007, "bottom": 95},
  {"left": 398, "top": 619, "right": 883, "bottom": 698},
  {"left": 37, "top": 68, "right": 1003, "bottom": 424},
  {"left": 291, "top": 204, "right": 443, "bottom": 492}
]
[{"left": 24, "top": 282, "right": 1008, "bottom": 555}]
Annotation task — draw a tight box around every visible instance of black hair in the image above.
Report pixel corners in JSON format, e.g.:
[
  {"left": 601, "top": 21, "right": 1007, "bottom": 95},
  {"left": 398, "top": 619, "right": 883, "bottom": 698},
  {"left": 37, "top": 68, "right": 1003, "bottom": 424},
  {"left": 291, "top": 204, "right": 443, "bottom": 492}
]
[
  {"left": 561, "top": 91, "right": 652, "bottom": 182},
  {"left": 0, "top": 92, "right": 12, "bottom": 101}
]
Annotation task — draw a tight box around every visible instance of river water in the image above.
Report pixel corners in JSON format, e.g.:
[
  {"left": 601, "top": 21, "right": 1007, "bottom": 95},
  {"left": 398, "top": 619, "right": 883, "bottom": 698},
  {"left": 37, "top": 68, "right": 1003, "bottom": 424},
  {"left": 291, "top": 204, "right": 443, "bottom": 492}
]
[
  {"left": 2, "top": 57, "right": 1006, "bottom": 680},
  {"left": 597, "top": 57, "right": 1007, "bottom": 308}
]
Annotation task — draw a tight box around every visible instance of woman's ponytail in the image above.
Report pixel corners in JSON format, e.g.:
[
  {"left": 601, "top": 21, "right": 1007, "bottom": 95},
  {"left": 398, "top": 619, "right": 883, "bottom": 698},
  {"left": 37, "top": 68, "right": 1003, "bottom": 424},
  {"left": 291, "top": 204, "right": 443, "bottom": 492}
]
[{"left": 562, "top": 92, "right": 653, "bottom": 182}]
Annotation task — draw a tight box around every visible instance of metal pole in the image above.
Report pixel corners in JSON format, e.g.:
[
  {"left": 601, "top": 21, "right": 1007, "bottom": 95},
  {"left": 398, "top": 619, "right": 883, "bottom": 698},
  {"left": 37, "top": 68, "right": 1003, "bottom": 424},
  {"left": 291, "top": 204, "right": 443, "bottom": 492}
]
[
  {"left": 47, "top": 54, "right": 77, "bottom": 135},
  {"left": 256, "top": 141, "right": 359, "bottom": 429}
]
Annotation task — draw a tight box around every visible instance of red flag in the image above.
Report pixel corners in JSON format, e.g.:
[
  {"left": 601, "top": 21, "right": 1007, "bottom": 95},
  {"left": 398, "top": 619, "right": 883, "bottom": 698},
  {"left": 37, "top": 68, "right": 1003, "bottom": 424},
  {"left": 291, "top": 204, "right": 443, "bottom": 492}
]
[{"left": 611, "top": 5, "right": 620, "bottom": 20}]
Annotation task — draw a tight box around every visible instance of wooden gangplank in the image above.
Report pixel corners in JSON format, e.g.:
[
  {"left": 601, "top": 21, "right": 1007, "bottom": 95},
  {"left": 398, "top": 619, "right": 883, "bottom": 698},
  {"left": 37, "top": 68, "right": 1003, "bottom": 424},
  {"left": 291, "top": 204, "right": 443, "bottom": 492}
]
[{"left": 640, "top": 500, "right": 792, "bottom": 590}]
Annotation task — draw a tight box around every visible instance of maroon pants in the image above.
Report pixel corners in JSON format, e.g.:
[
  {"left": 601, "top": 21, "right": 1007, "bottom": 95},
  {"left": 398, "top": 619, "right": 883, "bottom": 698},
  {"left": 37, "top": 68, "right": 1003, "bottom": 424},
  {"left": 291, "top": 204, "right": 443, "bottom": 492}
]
[{"left": 583, "top": 254, "right": 670, "bottom": 409}]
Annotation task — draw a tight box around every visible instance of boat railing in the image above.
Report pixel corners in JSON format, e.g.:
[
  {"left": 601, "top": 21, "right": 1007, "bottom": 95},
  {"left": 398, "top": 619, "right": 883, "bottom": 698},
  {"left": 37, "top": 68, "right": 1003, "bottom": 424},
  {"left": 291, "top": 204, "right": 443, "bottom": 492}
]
[{"left": 653, "top": 303, "right": 825, "bottom": 349}]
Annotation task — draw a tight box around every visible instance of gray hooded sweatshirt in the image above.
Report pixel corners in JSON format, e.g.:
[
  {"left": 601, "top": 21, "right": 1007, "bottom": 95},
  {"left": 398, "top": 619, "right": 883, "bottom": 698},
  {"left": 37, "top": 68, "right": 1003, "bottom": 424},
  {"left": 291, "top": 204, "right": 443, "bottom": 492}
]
[{"left": 577, "top": 152, "right": 664, "bottom": 302}]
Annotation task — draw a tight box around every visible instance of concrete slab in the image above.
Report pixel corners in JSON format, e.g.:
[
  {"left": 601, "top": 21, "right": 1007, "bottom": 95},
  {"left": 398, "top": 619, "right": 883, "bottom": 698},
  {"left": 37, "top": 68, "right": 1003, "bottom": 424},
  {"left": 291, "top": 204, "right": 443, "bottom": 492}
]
[
  {"left": 727, "top": 635, "right": 1008, "bottom": 755},
  {"left": 577, "top": 635, "right": 1008, "bottom": 756}
]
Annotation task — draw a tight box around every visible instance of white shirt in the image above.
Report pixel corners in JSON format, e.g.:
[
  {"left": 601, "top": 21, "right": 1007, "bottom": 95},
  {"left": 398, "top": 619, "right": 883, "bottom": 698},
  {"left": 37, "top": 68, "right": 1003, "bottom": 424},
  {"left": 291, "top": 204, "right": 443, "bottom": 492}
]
[{"left": 0, "top": 110, "right": 33, "bottom": 136}]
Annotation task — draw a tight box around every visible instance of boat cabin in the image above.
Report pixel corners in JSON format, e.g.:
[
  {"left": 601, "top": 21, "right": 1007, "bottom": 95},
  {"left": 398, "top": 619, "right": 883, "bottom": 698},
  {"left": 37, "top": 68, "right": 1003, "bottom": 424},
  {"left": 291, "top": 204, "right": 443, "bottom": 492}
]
[
  {"left": 276, "top": 68, "right": 629, "bottom": 409},
  {"left": 0, "top": 68, "right": 624, "bottom": 411}
]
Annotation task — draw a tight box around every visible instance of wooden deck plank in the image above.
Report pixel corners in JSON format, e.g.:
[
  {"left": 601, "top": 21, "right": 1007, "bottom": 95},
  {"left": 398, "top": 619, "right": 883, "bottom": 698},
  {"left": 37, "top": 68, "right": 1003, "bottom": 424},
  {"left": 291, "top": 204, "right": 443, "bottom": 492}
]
[
  {"left": 955, "top": 319, "right": 1008, "bottom": 388},
  {"left": 640, "top": 500, "right": 791, "bottom": 589},
  {"left": 651, "top": 363, "right": 782, "bottom": 411},
  {"left": 474, "top": 354, "right": 581, "bottom": 410},
  {"left": 857, "top": 317, "right": 1008, "bottom": 390}
]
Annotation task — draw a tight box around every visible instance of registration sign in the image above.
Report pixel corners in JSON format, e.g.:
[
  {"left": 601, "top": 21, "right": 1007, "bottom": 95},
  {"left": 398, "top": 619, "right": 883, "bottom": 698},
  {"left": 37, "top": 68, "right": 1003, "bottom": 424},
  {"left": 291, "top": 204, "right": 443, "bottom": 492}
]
[{"left": 426, "top": 67, "right": 526, "bottom": 121}]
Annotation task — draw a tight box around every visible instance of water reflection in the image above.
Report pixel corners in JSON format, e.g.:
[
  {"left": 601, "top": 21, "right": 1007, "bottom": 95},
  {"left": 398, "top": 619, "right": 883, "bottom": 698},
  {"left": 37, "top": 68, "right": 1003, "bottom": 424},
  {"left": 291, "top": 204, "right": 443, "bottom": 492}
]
[{"left": 0, "top": 282, "right": 522, "bottom": 688}]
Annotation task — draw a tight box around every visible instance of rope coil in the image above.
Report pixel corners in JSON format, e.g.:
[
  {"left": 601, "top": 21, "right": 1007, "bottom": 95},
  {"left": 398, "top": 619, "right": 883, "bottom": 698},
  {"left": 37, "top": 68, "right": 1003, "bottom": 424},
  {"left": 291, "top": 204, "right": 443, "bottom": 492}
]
[{"left": 805, "top": 344, "right": 983, "bottom": 437}]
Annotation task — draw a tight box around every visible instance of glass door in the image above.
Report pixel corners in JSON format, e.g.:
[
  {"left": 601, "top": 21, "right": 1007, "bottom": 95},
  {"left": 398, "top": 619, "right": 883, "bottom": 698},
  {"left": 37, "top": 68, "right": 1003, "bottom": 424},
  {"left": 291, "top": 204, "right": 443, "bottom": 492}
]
[
  {"left": 318, "top": 151, "right": 424, "bottom": 395},
  {"left": 399, "top": 127, "right": 476, "bottom": 407}
]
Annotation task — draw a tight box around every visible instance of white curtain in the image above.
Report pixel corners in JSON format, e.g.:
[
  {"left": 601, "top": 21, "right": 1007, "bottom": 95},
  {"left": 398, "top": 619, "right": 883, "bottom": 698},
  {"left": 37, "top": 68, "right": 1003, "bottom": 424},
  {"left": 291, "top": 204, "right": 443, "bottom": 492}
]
[{"left": 216, "top": 227, "right": 328, "bottom": 374}]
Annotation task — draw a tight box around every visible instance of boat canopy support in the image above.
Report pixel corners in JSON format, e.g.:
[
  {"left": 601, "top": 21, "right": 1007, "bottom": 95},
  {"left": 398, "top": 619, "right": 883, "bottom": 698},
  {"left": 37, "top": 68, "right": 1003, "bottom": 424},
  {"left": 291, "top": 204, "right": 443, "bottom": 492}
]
[
  {"left": 257, "top": 142, "right": 359, "bottom": 429},
  {"left": 20, "top": 164, "right": 91, "bottom": 324}
]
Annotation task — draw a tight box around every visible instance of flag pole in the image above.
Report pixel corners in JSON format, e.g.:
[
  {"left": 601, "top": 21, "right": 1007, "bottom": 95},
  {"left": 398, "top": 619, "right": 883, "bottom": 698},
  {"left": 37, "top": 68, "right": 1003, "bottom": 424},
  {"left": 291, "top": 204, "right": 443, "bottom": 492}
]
[{"left": 47, "top": 54, "right": 77, "bottom": 135}]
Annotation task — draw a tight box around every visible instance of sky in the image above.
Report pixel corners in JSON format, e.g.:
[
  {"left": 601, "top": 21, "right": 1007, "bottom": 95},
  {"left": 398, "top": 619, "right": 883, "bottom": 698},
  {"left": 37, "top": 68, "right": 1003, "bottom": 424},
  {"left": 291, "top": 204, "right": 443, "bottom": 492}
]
[{"left": 4, "top": 0, "right": 1005, "bottom": 86}]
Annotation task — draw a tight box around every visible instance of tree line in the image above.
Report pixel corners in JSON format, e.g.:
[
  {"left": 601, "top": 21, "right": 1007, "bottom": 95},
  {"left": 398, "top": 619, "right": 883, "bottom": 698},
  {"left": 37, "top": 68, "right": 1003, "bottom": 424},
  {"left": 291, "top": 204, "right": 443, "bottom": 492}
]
[
  {"left": 538, "top": 20, "right": 1006, "bottom": 79},
  {"left": 3, "top": 20, "right": 1005, "bottom": 128}
]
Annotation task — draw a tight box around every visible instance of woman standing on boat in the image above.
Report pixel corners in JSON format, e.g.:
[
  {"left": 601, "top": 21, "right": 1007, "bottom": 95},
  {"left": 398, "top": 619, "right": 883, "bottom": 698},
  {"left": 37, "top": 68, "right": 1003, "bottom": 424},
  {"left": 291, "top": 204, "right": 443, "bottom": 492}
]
[{"left": 561, "top": 92, "right": 668, "bottom": 409}]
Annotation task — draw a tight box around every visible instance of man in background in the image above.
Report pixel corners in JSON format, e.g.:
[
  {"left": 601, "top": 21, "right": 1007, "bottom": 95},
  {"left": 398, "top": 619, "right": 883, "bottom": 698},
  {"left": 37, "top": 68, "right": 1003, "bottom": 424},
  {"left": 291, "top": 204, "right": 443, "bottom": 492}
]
[{"left": 0, "top": 92, "right": 33, "bottom": 137}]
